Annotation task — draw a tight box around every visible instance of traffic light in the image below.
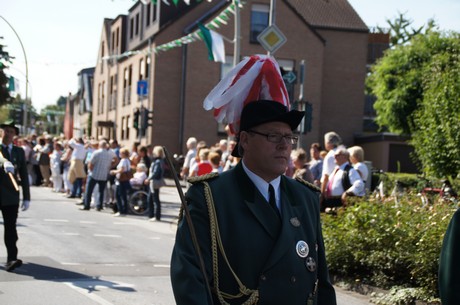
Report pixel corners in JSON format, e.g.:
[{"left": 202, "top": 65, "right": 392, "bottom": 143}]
[
  {"left": 303, "top": 102, "right": 312, "bottom": 133},
  {"left": 14, "top": 107, "right": 23, "bottom": 124},
  {"left": 140, "top": 107, "right": 153, "bottom": 137},
  {"left": 133, "top": 109, "right": 140, "bottom": 130}
]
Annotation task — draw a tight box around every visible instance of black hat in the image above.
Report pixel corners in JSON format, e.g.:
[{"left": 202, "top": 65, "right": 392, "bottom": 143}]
[
  {"left": 0, "top": 119, "right": 19, "bottom": 135},
  {"left": 231, "top": 100, "right": 305, "bottom": 157}
]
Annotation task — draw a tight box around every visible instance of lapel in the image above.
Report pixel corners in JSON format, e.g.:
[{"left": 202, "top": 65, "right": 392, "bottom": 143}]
[
  {"left": 234, "top": 163, "right": 282, "bottom": 239},
  {"left": 263, "top": 177, "right": 306, "bottom": 269}
]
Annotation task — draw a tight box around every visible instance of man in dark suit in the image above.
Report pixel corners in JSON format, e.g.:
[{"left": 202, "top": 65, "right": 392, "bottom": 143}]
[
  {"left": 0, "top": 120, "right": 31, "bottom": 272},
  {"left": 439, "top": 208, "right": 460, "bottom": 305},
  {"left": 171, "top": 99, "right": 336, "bottom": 304}
]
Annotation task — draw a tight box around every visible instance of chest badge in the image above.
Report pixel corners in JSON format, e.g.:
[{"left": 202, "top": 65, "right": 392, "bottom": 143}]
[
  {"left": 296, "top": 240, "right": 309, "bottom": 258},
  {"left": 290, "top": 217, "right": 301, "bottom": 227},
  {"left": 306, "top": 257, "right": 317, "bottom": 272}
]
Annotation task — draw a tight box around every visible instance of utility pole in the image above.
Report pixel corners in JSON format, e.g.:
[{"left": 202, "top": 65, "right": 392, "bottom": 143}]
[{"left": 267, "top": 0, "right": 276, "bottom": 56}]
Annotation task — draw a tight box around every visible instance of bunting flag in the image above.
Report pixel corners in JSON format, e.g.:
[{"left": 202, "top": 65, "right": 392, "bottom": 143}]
[
  {"left": 198, "top": 23, "right": 226, "bottom": 63},
  {"left": 102, "top": 2, "right": 240, "bottom": 62}
]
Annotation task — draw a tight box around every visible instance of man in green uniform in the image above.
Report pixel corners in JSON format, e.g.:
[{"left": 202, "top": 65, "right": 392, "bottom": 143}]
[
  {"left": 170, "top": 55, "right": 336, "bottom": 305},
  {"left": 439, "top": 208, "right": 460, "bottom": 305},
  {"left": 0, "top": 120, "right": 31, "bottom": 272}
]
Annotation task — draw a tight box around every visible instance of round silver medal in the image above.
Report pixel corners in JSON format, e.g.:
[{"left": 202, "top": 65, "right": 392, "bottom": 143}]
[{"left": 296, "top": 240, "right": 309, "bottom": 258}]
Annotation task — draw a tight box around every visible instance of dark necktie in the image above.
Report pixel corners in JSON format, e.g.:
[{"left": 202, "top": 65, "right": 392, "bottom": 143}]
[{"left": 268, "top": 184, "right": 281, "bottom": 218}]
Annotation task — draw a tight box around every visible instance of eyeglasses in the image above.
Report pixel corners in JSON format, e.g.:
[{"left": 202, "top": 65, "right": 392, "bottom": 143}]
[{"left": 248, "top": 130, "right": 298, "bottom": 145}]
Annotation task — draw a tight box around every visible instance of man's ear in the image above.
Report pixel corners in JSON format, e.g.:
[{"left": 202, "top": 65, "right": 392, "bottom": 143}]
[{"left": 239, "top": 131, "right": 249, "bottom": 151}]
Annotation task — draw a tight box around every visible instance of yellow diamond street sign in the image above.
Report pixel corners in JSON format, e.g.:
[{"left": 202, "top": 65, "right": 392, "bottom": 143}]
[{"left": 257, "top": 24, "right": 287, "bottom": 54}]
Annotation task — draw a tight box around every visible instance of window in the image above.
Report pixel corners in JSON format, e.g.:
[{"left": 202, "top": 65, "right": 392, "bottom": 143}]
[
  {"left": 146, "top": 3, "right": 151, "bottom": 26},
  {"left": 130, "top": 18, "right": 134, "bottom": 40},
  {"left": 152, "top": 2, "right": 157, "bottom": 22},
  {"left": 139, "top": 58, "right": 145, "bottom": 80},
  {"left": 116, "top": 28, "right": 120, "bottom": 49},
  {"left": 101, "top": 42, "right": 105, "bottom": 74},
  {"left": 250, "top": 4, "right": 269, "bottom": 43},
  {"left": 135, "top": 13, "right": 140, "bottom": 36},
  {"left": 126, "top": 115, "right": 130, "bottom": 139},
  {"left": 145, "top": 56, "right": 150, "bottom": 79},
  {"left": 121, "top": 116, "right": 126, "bottom": 140}
]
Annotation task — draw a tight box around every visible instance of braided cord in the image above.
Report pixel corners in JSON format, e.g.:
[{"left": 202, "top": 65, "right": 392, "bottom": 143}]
[{"left": 203, "top": 182, "right": 259, "bottom": 305}]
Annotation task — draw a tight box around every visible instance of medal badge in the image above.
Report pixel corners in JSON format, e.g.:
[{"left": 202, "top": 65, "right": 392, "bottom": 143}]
[{"left": 296, "top": 240, "right": 309, "bottom": 258}]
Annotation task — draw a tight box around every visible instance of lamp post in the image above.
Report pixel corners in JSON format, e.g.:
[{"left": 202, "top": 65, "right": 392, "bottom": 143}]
[{"left": 0, "top": 15, "right": 29, "bottom": 134}]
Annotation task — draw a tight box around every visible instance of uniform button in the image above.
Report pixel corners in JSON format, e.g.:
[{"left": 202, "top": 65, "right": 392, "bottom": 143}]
[
  {"left": 260, "top": 275, "right": 267, "bottom": 281},
  {"left": 290, "top": 276, "right": 297, "bottom": 283}
]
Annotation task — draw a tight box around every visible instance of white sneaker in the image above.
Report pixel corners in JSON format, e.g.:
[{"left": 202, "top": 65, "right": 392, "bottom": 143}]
[
  {"left": 113, "top": 212, "right": 121, "bottom": 217},
  {"left": 149, "top": 218, "right": 159, "bottom": 222}
]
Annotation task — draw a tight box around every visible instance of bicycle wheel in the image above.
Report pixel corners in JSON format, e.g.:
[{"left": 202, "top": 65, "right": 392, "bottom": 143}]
[{"left": 128, "top": 190, "right": 149, "bottom": 215}]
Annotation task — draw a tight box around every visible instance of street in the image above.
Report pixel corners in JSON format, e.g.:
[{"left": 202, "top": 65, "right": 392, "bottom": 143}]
[{"left": 0, "top": 184, "right": 372, "bottom": 305}]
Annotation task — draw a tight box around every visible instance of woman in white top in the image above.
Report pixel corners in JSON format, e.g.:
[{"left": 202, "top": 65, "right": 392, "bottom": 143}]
[
  {"left": 348, "top": 146, "right": 369, "bottom": 182},
  {"left": 110, "top": 147, "right": 131, "bottom": 216}
]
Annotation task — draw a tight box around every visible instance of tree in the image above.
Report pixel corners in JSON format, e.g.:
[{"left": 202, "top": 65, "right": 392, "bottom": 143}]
[
  {"left": 367, "top": 31, "right": 457, "bottom": 135},
  {"left": 411, "top": 42, "right": 460, "bottom": 178},
  {"left": 377, "top": 12, "right": 436, "bottom": 47},
  {"left": 0, "top": 39, "right": 14, "bottom": 106}
]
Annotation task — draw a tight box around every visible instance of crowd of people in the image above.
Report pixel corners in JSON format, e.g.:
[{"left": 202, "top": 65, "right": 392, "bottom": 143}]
[
  {"left": 8, "top": 133, "right": 167, "bottom": 221},
  {"left": 179, "top": 130, "right": 369, "bottom": 213}
]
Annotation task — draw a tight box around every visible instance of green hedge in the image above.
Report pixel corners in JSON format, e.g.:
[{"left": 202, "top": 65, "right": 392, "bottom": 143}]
[{"left": 322, "top": 190, "right": 458, "bottom": 303}]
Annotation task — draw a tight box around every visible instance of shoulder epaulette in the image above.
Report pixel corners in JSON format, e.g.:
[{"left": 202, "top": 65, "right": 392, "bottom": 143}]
[
  {"left": 295, "top": 176, "right": 321, "bottom": 193},
  {"left": 187, "top": 172, "right": 219, "bottom": 184}
]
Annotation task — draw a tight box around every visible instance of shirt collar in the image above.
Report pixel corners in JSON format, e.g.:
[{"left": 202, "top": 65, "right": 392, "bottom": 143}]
[{"left": 242, "top": 160, "right": 281, "bottom": 203}]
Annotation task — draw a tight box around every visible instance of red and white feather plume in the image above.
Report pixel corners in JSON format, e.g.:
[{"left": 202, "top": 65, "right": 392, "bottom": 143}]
[{"left": 203, "top": 55, "right": 290, "bottom": 134}]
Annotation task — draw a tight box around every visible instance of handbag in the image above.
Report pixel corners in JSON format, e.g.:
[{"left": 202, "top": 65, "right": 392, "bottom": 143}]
[{"left": 119, "top": 170, "right": 133, "bottom": 182}]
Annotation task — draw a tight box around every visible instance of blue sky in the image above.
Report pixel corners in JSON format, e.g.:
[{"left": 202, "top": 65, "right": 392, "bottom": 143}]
[{"left": 1, "top": 0, "right": 459, "bottom": 111}]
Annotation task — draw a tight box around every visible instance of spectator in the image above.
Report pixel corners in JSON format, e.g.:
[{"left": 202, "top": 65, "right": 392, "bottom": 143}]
[
  {"left": 81, "top": 140, "right": 117, "bottom": 212},
  {"left": 130, "top": 163, "right": 148, "bottom": 188},
  {"left": 147, "top": 146, "right": 166, "bottom": 222},
  {"left": 347, "top": 146, "right": 369, "bottom": 183},
  {"left": 67, "top": 138, "right": 87, "bottom": 199},
  {"left": 60, "top": 141, "right": 73, "bottom": 196},
  {"left": 209, "top": 151, "right": 223, "bottom": 173},
  {"left": 137, "top": 145, "right": 151, "bottom": 174},
  {"left": 320, "top": 132, "right": 343, "bottom": 202},
  {"left": 180, "top": 137, "right": 197, "bottom": 182},
  {"left": 321, "top": 147, "right": 364, "bottom": 211},
  {"left": 36, "top": 137, "right": 52, "bottom": 187},
  {"left": 189, "top": 148, "right": 212, "bottom": 177},
  {"left": 50, "top": 141, "right": 63, "bottom": 193},
  {"left": 110, "top": 147, "right": 131, "bottom": 216},
  {"left": 291, "top": 148, "right": 314, "bottom": 183},
  {"left": 309, "top": 142, "right": 323, "bottom": 187}
]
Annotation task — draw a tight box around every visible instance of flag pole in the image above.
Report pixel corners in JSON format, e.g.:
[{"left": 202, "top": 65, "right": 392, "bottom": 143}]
[{"left": 233, "top": 0, "right": 240, "bottom": 67}]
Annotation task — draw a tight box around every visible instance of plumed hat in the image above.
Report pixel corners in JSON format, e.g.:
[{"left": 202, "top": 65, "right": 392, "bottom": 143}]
[{"left": 203, "top": 55, "right": 304, "bottom": 134}]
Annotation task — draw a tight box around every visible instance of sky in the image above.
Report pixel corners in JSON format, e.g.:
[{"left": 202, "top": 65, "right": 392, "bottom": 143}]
[{"left": 1, "top": 0, "right": 459, "bottom": 112}]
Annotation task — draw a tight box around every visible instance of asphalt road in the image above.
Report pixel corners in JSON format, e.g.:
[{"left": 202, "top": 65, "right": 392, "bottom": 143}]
[{"left": 0, "top": 184, "right": 372, "bottom": 305}]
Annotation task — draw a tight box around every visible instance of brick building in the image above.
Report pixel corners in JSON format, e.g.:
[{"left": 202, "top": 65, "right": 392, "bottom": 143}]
[{"left": 90, "top": 0, "right": 369, "bottom": 155}]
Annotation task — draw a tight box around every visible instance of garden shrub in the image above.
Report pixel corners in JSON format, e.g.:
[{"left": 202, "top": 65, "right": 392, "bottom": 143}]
[{"left": 322, "top": 194, "right": 457, "bottom": 302}]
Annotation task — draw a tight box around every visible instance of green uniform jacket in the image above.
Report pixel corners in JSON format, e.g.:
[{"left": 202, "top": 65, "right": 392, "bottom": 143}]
[
  {"left": 439, "top": 208, "right": 460, "bottom": 305},
  {"left": 0, "top": 146, "right": 30, "bottom": 207},
  {"left": 171, "top": 163, "right": 336, "bottom": 305}
]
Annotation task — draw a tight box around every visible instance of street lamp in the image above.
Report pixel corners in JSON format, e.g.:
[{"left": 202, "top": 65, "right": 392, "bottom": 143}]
[{"left": 0, "top": 15, "right": 29, "bottom": 134}]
